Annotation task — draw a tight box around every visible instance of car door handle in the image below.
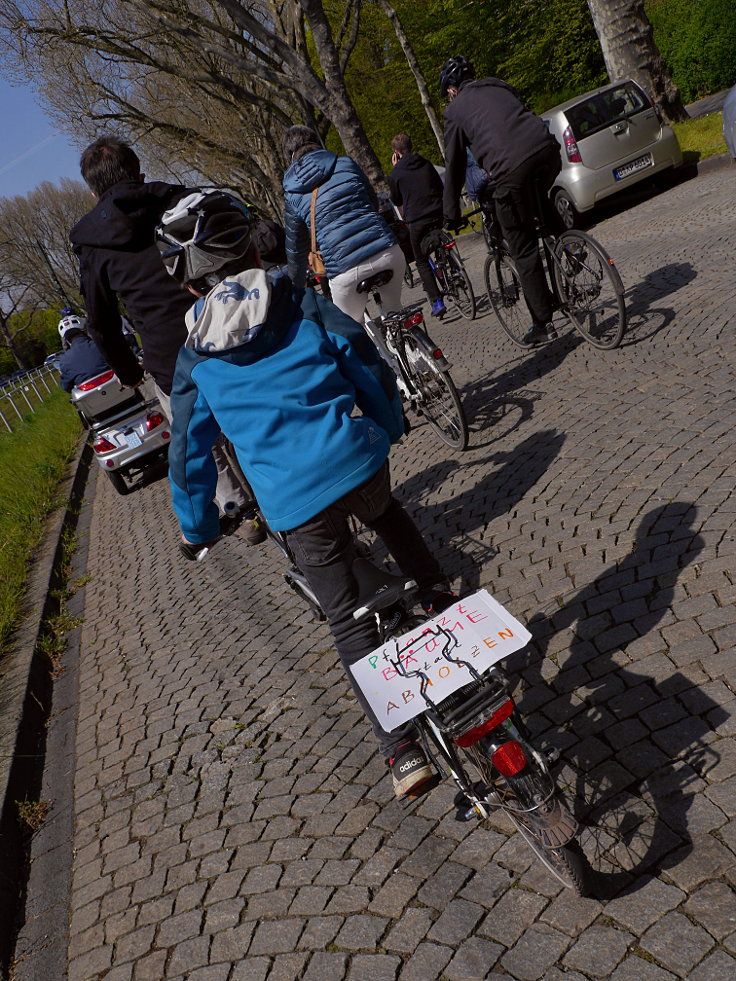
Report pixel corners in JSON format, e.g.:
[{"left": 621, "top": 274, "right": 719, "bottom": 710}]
[{"left": 611, "top": 121, "right": 627, "bottom": 134}]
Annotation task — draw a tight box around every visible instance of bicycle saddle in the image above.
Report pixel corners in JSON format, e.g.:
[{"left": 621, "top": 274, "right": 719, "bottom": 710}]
[
  {"left": 357, "top": 270, "right": 394, "bottom": 294},
  {"left": 352, "top": 556, "right": 416, "bottom": 620}
]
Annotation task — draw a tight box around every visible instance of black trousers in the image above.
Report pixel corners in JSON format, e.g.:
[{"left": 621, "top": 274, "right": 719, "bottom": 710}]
[
  {"left": 285, "top": 461, "right": 446, "bottom": 759},
  {"left": 492, "top": 143, "right": 563, "bottom": 326},
  {"left": 408, "top": 214, "right": 444, "bottom": 303}
]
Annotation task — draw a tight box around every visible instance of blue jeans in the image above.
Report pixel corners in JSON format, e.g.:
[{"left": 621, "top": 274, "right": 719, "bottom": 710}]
[{"left": 286, "top": 460, "right": 446, "bottom": 759}]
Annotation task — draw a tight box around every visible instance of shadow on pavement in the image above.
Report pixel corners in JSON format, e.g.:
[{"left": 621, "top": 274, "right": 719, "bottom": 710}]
[
  {"left": 507, "top": 502, "right": 726, "bottom": 898},
  {"left": 621, "top": 261, "right": 697, "bottom": 346},
  {"left": 393, "top": 428, "right": 565, "bottom": 593}
]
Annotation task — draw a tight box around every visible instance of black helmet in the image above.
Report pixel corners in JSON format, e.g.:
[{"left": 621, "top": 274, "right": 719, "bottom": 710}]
[
  {"left": 155, "top": 189, "right": 256, "bottom": 289},
  {"left": 439, "top": 56, "right": 475, "bottom": 97}
]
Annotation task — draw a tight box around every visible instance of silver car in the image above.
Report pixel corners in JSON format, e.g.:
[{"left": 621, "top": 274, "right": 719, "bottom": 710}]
[{"left": 543, "top": 79, "right": 683, "bottom": 228}]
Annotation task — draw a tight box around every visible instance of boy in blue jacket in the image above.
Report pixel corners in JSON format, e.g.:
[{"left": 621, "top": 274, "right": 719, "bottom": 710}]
[{"left": 156, "top": 189, "right": 454, "bottom": 798}]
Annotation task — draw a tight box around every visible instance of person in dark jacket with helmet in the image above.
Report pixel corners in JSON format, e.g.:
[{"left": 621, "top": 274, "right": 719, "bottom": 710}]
[
  {"left": 56, "top": 314, "right": 109, "bottom": 392},
  {"left": 440, "top": 56, "right": 563, "bottom": 346},
  {"left": 282, "top": 126, "right": 405, "bottom": 321},
  {"left": 389, "top": 132, "right": 447, "bottom": 319}
]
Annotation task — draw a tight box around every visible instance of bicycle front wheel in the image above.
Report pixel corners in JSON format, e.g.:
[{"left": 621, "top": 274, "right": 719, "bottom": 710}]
[
  {"left": 553, "top": 230, "right": 626, "bottom": 350},
  {"left": 484, "top": 251, "right": 530, "bottom": 346},
  {"left": 446, "top": 250, "right": 477, "bottom": 320},
  {"left": 404, "top": 334, "right": 468, "bottom": 451}
]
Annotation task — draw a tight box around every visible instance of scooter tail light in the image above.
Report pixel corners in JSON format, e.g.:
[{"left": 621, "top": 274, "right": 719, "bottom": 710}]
[
  {"left": 146, "top": 411, "right": 165, "bottom": 431},
  {"left": 492, "top": 741, "right": 528, "bottom": 776},
  {"left": 92, "top": 435, "right": 116, "bottom": 453},
  {"left": 402, "top": 312, "right": 424, "bottom": 330},
  {"left": 77, "top": 369, "right": 116, "bottom": 391},
  {"left": 454, "top": 698, "right": 515, "bottom": 747},
  {"left": 562, "top": 125, "right": 582, "bottom": 163}
]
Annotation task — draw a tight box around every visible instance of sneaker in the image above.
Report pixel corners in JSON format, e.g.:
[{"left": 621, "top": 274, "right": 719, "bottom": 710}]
[
  {"left": 420, "top": 587, "right": 459, "bottom": 616},
  {"left": 523, "top": 323, "right": 555, "bottom": 346},
  {"left": 390, "top": 741, "right": 434, "bottom": 798},
  {"left": 431, "top": 298, "right": 446, "bottom": 318},
  {"left": 227, "top": 506, "right": 267, "bottom": 546}
]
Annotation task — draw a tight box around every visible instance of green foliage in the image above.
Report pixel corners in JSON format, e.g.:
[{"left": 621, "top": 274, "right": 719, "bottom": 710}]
[
  {"left": 0, "top": 387, "right": 80, "bottom": 649},
  {"left": 672, "top": 111, "right": 728, "bottom": 163},
  {"left": 0, "top": 304, "right": 65, "bottom": 375},
  {"left": 646, "top": 0, "right": 736, "bottom": 102}
]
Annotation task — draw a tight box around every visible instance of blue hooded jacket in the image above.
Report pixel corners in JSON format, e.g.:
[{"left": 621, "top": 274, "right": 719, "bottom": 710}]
[
  {"left": 283, "top": 150, "right": 397, "bottom": 288},
  {"left": 168, "top": 270, "right": 405, "bottom": 542}
]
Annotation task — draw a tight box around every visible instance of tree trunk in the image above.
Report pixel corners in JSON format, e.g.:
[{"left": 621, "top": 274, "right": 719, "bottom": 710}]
[
  {"left": 299, "top": 0, "right": 386, "bottom": 189},
  {"left": 585, "top": 0, "right": 688, "bottom": 122},
  {"left": 377, "top": 0, "right": 444, "bottom": 156}
]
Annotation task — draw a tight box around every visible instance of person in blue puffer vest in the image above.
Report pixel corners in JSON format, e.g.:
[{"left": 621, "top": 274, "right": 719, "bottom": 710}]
[
  {"left": 156, "top": 189, "right": 456, "bottom": 800},
  {"left": 282, "top": 126, "right": 406, "bottom": 322}
]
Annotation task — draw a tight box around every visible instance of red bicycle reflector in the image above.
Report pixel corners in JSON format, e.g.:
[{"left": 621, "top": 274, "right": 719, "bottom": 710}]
[
  {"left": 146, "top": 412, "right": 165, "bottom": 431},
  {"left": 562, "top": 125, "right": 582, "bottom": 163},
  {"left": 77, "top": 370, "right": 116, "bottom": 391},
  {"left": 92, "top": 435, "right": 116, "bottom": 453},
  {"left": 455, "top": 699, "right": 515, "bottom": 747},
  {"left": 403, "top": 312, "right": 424, "bottom": 330},
  {"left": 444, "top": 240, "right": 456, "bottom": 250},
  {"left": 492, "top": 741, "right": 528, "bottom": 776},
  {"left": 432, "top": 348, "right": 444, "bottom": 360}
]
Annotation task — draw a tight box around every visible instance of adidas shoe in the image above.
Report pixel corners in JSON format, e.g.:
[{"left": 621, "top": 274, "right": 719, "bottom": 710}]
[{"left": 390, "top": 741, "right": 434, "bottom": 798}]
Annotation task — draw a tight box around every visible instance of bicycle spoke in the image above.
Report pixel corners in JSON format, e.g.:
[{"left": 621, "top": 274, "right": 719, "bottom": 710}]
[
  {"left": 484, "top": 251, "right": 530, "bottom": 346},
  {"left": 554, "top": 231, "right": 626, "bottom": 349}
]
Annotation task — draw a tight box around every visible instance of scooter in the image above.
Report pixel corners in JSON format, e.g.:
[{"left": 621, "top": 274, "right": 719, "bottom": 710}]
[{"left": 71, "top": 370, "right": 170, "bottom": 495}]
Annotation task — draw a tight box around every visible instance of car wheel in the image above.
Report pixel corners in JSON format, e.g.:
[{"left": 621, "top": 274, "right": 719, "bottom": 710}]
[
  {"left": 554, "top": 189, "right": 578, "bottom": 230},
  {"left": 107, "top": 469, "right": 130, "bottom": 495}
]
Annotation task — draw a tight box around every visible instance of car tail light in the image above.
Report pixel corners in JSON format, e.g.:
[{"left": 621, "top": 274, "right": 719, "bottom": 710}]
[
  {"left": 454, "top": 699, "right": 515, "bottom": 747},
  {"left": 492, "top": 741, "right": 528, "bottom": 776},
  {"left": 146, "top": 411, "right": 165, "bottom": 431},
  {"left": 562, "top": 125, "right": 582, "bottom": 163},
  {"left": 92, "top": 435, "right": 116, "bottom": 453},
  {"left": 77, "top": 370, "right": 116, "bottom": 391},
  {"left": 402, "top": 312, "right": 424, "bottom": 329}
]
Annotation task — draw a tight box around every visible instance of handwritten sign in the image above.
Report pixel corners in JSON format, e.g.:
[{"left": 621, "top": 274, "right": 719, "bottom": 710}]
[{"left": 350, "top": 590, "right": 531, "bottom": 732}]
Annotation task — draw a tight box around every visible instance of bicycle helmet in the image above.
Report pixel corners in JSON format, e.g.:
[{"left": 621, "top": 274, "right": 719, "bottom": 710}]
[
  {"left": 156, "top": 188, "right": 256, "bottom": 289},
  {"left": 439, "top": 56, "right": 475, "bottom": 97},
  {"left": 58, "top": 314, "right": 88, "bottom": 348}
]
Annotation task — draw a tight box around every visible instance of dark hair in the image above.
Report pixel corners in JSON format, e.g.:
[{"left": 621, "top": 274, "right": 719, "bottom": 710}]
[
  {"left": 391, "top": 132, "right": 412, "bottom": 154},
  {"left": 283, "top": 126, "right": 321, "bottom": 164},
  {"left": 80, "top": 136, "right": 141, "bottom": 196}
]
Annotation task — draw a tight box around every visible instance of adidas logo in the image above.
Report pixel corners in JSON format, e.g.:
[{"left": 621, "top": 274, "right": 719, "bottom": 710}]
[{"left": 399, "top": 758, "right": 424, "bottom": 772}]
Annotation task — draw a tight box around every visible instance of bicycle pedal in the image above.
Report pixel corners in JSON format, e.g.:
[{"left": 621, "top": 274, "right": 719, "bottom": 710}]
[{"left": 400, "top": 773, "right": 441, "bottom": 803}]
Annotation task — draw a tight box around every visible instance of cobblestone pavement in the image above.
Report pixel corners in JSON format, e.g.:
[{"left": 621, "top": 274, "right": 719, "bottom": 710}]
[{"left": 21, "top": 168, "right": 736, "bottom": 980}]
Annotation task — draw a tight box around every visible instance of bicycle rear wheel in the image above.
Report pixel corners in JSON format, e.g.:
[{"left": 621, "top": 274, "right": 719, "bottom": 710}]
[
  {"left": 484, "top": 251, "right": 530, "bottom": 346},
  {"left": 404, "top": 334, "right": 468, "bottom": 450},
  {"left": 553, "top": 230, "right": 626, "bottom": 350},
  {"left": 445, "top": 250, "right": 477, "bottom": 320}
]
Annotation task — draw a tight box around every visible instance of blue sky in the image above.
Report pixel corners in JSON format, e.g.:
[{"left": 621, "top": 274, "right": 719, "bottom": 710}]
[{"left": 0, "top": 79, "right": 82, "bottom": 199}]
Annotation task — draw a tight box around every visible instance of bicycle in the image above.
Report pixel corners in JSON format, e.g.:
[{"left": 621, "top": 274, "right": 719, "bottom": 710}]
[
  {"left": 186, "top": 512, "right": 591, "bottom": 895},
  {"left": 358, "top": 269, "right": 469, "bottom": 451},
  {"left": 478, "top": 190, "right": 627, "bottom": 350},
  {"left": 422, "top": 227, "right": 477, "bottom": 321}
]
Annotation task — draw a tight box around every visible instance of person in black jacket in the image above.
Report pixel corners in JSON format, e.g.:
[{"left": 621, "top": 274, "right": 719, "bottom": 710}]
[
  {"left": 56, "top": 314, "right": 109, "bottom": 392},
  {"left": 441, "top": 57, "right": 563, "bottom": 346},
  {"left": 389, "top": 132, "right": 447, "bottom": 318},
  {"left": 70, "top": 136, "right": 260, "bottom": 538}
]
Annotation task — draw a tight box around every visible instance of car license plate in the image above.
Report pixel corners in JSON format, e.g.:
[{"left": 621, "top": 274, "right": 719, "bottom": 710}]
[
  {"left": 613, "top": 153, "right": 653, "bottom": 180},
  {"left": 125, "top": 430, "right": 142, "bottom": 448}
]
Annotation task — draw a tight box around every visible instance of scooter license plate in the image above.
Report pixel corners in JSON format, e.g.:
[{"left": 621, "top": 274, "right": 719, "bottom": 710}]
[{"left": 125, "top": 430, "right": 142, "bottom": 448}]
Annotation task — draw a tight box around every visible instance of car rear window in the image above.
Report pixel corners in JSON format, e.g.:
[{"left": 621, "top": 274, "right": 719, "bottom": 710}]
[{"left": 565, "top": 82, "right": 650, "bottom": 140}]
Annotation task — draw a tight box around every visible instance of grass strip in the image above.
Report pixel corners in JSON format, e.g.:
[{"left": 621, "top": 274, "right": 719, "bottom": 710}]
[
  {"left": 0, "top": 388, "right": 81, "bottom": 649},
  {"left": 673, "top": 111, "right": 728, "bottom": 162}
]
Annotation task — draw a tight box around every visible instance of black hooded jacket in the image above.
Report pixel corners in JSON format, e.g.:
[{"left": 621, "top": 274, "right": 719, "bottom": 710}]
[
  {"left": 388, "top": 152, "right": 444, "bottom": 224},
  {"left": 443, "top": 77, "right": 560, "bottom": 223},
  {"left": 70, "top": 179, "right": 193, "bottom": 395}
]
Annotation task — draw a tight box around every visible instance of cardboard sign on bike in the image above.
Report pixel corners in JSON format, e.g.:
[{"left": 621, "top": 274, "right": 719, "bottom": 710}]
[{"left": 351, "top": 589, "right": 532, "bottom": 731}]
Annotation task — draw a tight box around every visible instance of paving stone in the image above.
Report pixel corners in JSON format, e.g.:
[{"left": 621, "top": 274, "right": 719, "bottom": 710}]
[
  {"left": 368, "top": 873, "right": 419, "bottom": 918},
  {"left": 609, "top": 954, "right": 678, "bottom": 980},
  {"left": 605, "top": 876, "right": 685, "bottom": 933},
  {"left": 397, "top": 942, "right": 453, "bottom": 981},
  {"left": 302, "top": 952, "right": 348, "bottom": 981},
  {"left": 383, "top": 907, "right": 435, "bottom": 954},
  {"left": 347, "top": 953, "right": 401, "bottom": 981},
  {"left": 444, "top": 936, "right": 504, "bottom": 980},
  {"left": 248, "top": 918, "right": 305, "bottom": 956},
  {"left": 688, "top": 950, "right": 736, "bottom": 981},
  {"left": 478, "top": 889, "right": 548, "bottom": 946},
  {"left": 500, "top": 923, "right": 572, "bottom": 980},
  {"left": 639, "top": 911, "right": 716, "bottom": 976},
  {"left": 426, "top": 897, "right": 484, "bottom": 946},
  {"left": 683, "top": 881, "right": 736, "bottom": 939},
  {"left": 562, "top": 924, "right": 634, "bottom": 977},
  {"left": 229, "top": 957, "right": 270, "bottom": 981}
]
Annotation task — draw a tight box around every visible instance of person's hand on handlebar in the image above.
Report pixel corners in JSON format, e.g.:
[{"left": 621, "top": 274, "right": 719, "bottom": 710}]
[{"left": 444, "top": 217, "right": 469, "bottom": 235}]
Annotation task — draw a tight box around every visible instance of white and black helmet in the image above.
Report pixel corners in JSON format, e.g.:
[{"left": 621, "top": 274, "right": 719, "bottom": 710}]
[
  {"left": 155, "top": 189, "right": 256, "bottom": 289},
  {"left": 58, "top": 314, "right": 87, "bottom": 348}
]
